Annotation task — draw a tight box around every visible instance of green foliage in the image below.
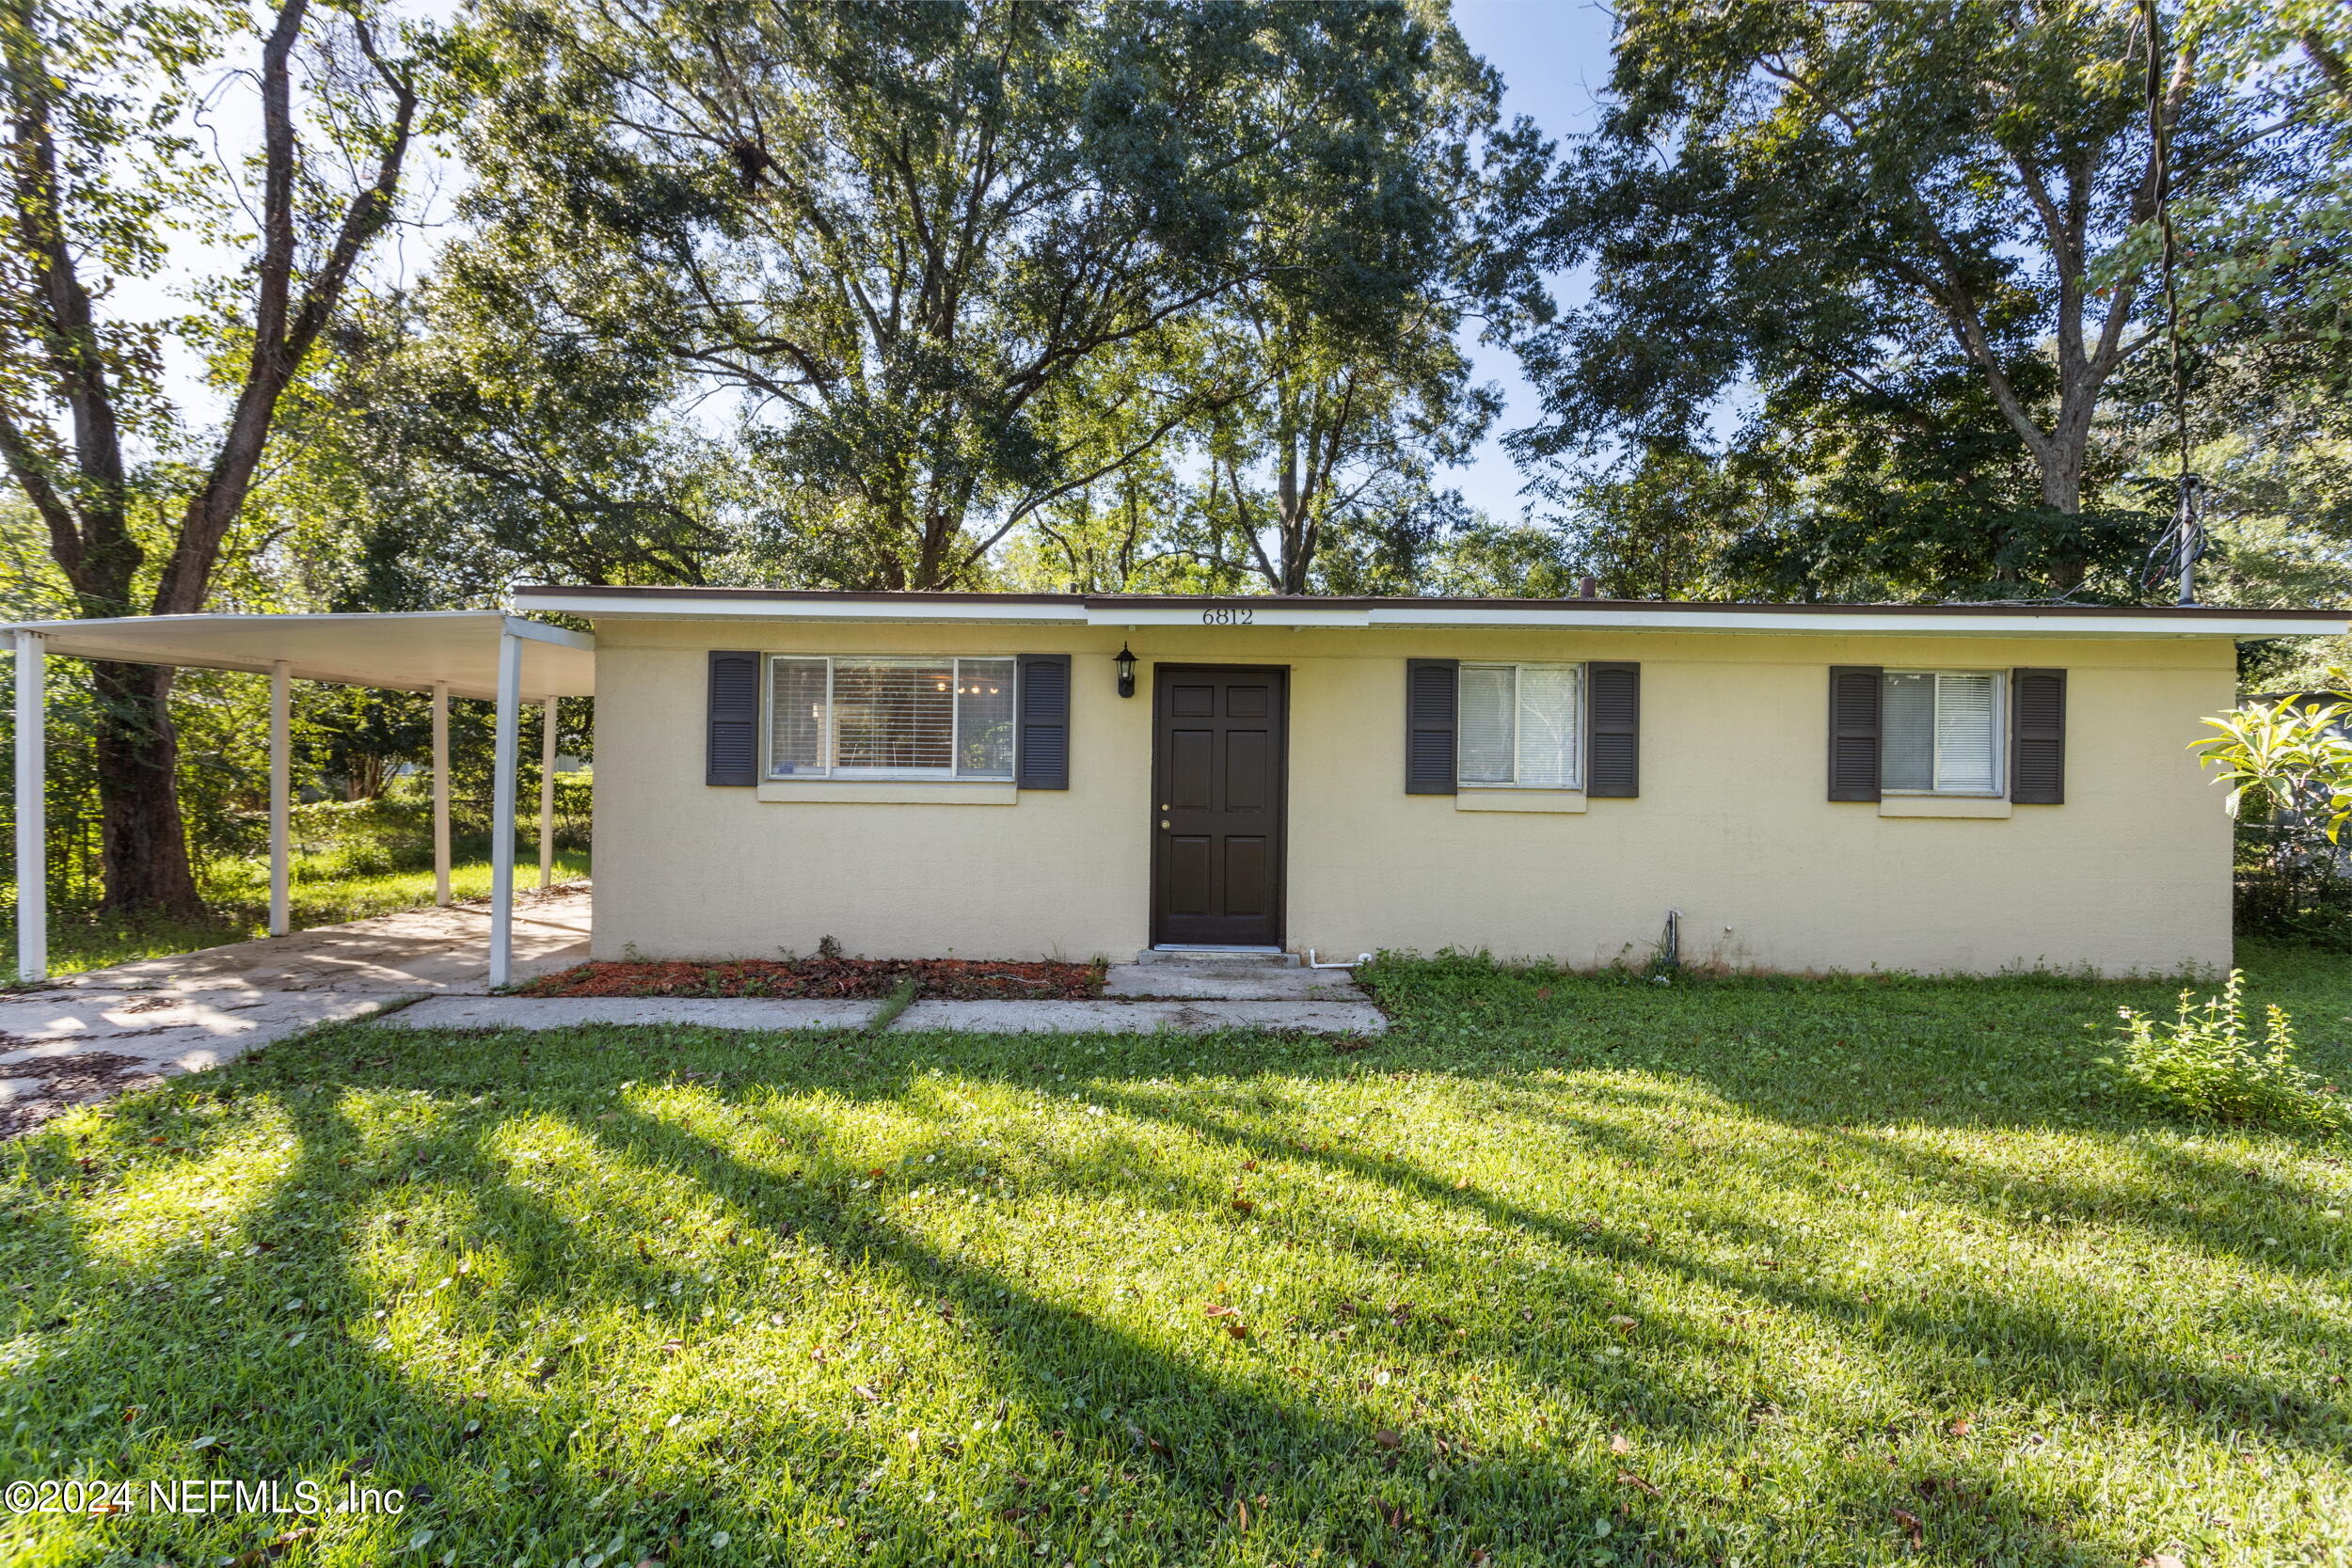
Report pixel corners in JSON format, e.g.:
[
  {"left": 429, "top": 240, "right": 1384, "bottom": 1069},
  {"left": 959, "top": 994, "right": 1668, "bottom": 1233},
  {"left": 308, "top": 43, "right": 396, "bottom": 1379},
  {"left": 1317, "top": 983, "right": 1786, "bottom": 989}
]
[
  {"left": 2115, "top": 971, "right": 2345, "bottom": 1132},
  {"left": 1505, "top": 0, "right": 2332, "bottom": 604},
  {"left": 2191, "top": 692, "right": 2352, "bottom": 838},
  {"left": 415, "top": 0, "right": 1489, "bottom": 592}
]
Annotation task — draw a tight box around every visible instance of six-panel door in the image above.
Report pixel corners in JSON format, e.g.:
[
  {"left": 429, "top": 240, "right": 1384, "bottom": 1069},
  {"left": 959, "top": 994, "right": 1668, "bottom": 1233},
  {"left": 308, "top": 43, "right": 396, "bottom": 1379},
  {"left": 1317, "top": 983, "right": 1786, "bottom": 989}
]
[{"left": 1152, "top": 666, "right": 1288, "bottom": 948}]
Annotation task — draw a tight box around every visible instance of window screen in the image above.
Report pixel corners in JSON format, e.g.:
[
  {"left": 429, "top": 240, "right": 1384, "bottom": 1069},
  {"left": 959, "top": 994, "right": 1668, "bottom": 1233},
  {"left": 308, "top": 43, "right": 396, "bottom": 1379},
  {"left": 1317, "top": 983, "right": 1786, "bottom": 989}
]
[
  {"left": 956, "top": 660, "right": 1015, "bottom": 777},
  {"left": 769, "top": 657, "right": 827, "bottom": 775},
  {"left": 765, "top": 656, "right": 1017, "bottom": 779},
  {"left": 1457, "top": 663, "right": 1582, "bottom": 788},
  {"left": 1883, "top": 671, "right": 2001, "bottom": 794}
]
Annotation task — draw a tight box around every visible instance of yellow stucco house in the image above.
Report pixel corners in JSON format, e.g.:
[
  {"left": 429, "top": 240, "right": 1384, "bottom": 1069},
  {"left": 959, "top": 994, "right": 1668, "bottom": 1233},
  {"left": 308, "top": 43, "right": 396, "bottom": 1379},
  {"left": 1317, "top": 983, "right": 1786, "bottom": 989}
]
[{"left": 516, "top": 586, "right": 2344, "bottom": 976}]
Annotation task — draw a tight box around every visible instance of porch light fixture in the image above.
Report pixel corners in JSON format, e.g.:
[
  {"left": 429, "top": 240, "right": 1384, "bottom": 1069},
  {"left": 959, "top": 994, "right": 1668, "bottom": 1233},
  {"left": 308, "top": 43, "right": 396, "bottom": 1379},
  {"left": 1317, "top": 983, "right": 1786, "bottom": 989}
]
[{"left": 1115, "top": 642, "right": 1136, "bottom": 698}]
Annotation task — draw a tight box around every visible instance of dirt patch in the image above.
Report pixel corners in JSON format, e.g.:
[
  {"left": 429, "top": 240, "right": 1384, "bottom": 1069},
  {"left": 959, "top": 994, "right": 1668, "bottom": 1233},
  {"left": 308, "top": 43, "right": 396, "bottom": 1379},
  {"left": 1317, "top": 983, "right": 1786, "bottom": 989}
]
[
  {"left": 516, "top": 957, "right": 1105, "bottom": 1002},
  {"left": 2, "top": 1051, "right": 167, "bottom": 1139}
]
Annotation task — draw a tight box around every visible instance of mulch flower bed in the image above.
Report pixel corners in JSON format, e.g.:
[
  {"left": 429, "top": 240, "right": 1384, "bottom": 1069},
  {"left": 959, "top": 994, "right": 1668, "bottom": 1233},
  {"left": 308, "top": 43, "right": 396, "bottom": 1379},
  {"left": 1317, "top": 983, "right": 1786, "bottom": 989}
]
[{"left": 515, "top": 957, "right": 1104, "bottom": 1001}]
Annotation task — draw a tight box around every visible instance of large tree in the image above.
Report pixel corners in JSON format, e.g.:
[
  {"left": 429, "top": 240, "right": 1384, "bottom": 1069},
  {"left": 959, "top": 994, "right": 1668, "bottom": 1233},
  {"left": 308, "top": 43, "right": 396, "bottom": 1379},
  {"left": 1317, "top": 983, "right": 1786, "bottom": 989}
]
[
  {"left": 444, "top": 0, "right": 1479, "bottom": 591},
  {"left": 1506, "top": 0, "right": 2327, "bottom": 598},
  {"left": 0, "top": 0, "right": 418, "bottom": 912}
]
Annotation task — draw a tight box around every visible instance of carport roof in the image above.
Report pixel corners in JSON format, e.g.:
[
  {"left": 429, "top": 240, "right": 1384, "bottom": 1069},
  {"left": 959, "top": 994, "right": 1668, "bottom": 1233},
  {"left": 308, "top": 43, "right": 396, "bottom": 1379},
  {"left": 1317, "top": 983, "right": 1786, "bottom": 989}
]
[{"left": 0, "top": 611, "right": 595, "bottom": 699}]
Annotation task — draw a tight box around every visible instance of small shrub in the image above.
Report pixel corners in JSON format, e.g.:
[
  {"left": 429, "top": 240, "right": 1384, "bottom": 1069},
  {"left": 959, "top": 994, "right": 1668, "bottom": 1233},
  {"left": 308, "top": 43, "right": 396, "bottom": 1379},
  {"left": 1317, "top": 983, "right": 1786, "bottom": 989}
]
[{"left": 2114, "top": 970, "right": 2345, "bottom": 1132}]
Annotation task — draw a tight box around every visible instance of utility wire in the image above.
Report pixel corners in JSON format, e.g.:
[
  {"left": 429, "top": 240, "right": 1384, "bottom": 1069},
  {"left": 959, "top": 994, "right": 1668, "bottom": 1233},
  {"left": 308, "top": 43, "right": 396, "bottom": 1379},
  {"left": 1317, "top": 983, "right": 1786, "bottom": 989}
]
[{"left": 2139, "top": 0, "right": 2204, "bottom": 605}]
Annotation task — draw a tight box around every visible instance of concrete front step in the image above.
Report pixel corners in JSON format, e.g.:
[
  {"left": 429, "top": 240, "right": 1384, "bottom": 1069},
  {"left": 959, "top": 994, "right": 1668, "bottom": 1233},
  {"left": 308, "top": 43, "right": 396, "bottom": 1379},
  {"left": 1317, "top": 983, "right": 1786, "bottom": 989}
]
[
  {"left": 1102, "top": 962, "right": 1364, "bottom": 1002},
  {"left": 1130, "top": 948, "right": 1302, "bottom": 967},
  {"left": 892, "top": 999, "right": 1383, "bottom": 1035}
]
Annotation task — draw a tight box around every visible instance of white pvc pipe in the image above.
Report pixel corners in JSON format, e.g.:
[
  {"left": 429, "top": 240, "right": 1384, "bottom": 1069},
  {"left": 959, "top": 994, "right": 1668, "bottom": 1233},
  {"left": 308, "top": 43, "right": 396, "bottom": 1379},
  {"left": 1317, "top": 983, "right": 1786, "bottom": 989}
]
[
  {"left": 488, "top": 631, "right": 521, "bottom": 988},
  {"left": 268, "top": 658, "right": 290, "bottom": 937},
  {"left": 13, "top": 631, "right": 44, "bottom": 983},
  {"left": 538, "top": 694, "right": 557, "bottom": 891},
  {"left": 431, "top": 681, "right": 451, "bottom": 908}
]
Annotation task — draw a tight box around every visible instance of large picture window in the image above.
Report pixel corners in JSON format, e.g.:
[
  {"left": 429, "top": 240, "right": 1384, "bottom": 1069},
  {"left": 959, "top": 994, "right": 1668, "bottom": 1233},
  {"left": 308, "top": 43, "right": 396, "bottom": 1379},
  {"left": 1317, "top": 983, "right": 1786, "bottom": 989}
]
[
  {"left": 766, "top": 656, "right": 1015, "bottom": 780},
  {"left": 1882, "top": 670, "right": 2002, "bottom": 795},
  {"left": 1458, "top": 662, "right": 1582, "bottom": 788}
]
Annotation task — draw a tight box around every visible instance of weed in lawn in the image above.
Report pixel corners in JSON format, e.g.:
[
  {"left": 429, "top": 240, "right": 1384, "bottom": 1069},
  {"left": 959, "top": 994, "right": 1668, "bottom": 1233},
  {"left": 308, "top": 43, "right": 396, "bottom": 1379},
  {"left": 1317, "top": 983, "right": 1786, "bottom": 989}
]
[
  {"left": 2113, "top": 970, "right": 2347, "bottom": 1133},
  {"left": 0, "top": 950, "right": 2346, "bottom": 1566}
]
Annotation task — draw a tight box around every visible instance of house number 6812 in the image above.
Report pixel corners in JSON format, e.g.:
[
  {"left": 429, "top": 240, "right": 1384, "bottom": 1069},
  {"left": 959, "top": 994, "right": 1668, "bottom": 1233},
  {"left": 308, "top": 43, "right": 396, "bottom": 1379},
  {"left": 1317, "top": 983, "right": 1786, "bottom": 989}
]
[{"left": 1200, "top": 607, "right": 1255, "bottom": 626}]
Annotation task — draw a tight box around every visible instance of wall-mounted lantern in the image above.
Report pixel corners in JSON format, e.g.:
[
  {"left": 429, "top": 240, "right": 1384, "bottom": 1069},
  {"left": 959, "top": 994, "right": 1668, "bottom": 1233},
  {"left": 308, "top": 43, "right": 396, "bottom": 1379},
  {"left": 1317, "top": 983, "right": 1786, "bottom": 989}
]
[{"left": 1115, "top": 642, "right": 1136, "bottom": 699}]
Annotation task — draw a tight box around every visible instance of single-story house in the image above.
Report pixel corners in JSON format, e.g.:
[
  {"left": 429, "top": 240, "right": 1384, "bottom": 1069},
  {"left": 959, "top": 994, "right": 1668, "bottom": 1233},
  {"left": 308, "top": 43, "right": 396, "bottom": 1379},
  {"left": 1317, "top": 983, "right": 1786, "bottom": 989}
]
[{"left": 515, "top": 587, "right": 2342, "bottom": 975}]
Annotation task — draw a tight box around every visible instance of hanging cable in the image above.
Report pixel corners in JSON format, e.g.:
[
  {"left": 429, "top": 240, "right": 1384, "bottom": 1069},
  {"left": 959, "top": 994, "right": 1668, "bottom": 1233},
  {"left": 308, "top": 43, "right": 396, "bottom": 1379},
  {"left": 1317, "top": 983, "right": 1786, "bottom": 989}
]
[{"left": 2138, "top": 0, "right": 2203, "bottom": 605}]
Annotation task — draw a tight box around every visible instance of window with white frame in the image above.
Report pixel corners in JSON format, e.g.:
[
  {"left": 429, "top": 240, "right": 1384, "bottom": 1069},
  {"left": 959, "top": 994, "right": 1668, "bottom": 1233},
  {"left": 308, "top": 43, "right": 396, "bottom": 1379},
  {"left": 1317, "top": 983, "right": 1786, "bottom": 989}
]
[
  {"left": 766, "top": 656, "right": 1016, "bottom": 780},
  {"left": 1882, "top": 670, "right": 2003, "bottom": 795},
  {"left": 1458, "top": 662, "right": 1582, "bottom": 788}
]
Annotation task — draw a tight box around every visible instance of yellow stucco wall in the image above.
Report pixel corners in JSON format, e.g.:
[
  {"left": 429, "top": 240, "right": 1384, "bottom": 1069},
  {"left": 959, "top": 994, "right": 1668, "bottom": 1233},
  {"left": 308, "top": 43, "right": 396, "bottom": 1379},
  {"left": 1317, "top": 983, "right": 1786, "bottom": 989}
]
[{"left": 587, "top": 618, "right": 2239, "bottom": 974}]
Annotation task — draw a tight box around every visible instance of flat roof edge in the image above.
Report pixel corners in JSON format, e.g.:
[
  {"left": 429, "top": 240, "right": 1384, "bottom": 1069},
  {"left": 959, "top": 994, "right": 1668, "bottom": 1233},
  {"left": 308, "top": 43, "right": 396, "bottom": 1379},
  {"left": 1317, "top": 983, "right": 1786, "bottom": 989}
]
[{"left": 516, "top": 586, "right": 2344, "bottom": 639}]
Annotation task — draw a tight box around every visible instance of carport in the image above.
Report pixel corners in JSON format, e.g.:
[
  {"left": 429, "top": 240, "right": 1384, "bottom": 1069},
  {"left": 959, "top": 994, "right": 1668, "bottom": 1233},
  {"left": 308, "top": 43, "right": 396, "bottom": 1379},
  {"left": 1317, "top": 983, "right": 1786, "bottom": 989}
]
[{"left": 5, "top": 611, "right": 595, "bottom": 987}]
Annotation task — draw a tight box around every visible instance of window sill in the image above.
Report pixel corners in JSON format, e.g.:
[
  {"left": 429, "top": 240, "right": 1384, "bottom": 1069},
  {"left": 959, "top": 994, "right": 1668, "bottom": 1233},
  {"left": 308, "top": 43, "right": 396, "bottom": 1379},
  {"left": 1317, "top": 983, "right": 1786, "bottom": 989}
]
[
  {"left": 1878, "top": 796, "right": 2012, "bottom": 819},
  {"left": 1455, "top": 788, "right": 1588, "bottom": 814},
  {"left": 757, "top": 781, "right": 1018, "bottom": 805}
]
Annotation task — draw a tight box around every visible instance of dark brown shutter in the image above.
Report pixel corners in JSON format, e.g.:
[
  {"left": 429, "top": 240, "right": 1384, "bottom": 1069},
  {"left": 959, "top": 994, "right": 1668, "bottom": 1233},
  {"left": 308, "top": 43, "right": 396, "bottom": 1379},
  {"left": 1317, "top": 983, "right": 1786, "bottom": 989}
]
[
  {"left": 1585, "top": 661, "right": 1640, "bottom": 797},
  {"left": 2010, "top": 667, "right": 2066, "bottom": 803},
  {"left": 1827, "top": 665, "right": 1883, "bottom": 800},
  {"left": 706, "top": 650, "right": 759, "bottom": 785},
  {"left": 1015, "top": 653, "right": 1072, "bottom": 789},
  {"left": 1405, "top": 658, "right": 1458, "bottom": 794}
]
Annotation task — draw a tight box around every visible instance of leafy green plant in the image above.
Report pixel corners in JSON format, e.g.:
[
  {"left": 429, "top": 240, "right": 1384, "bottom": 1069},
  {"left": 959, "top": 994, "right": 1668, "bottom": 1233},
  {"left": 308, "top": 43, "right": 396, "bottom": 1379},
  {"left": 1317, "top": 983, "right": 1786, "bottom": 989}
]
[
  {"left": 2191, "top": 694, "right": 2352, "bottom": 840},
  {"left": 2115, "top": 970, "right": 2345, "bottom": 1132}
]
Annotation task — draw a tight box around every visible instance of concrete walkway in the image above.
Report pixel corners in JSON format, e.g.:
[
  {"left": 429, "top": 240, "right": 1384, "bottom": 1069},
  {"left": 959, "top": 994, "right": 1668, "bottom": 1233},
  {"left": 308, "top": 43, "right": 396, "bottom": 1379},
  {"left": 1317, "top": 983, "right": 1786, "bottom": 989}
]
[
  {"left": 380, "top": 954, "right": 1386, "bottom": 1038},
  {"left": 0, "top": 889, "right": 591, "bottom": 1135},
  {"left": 2, "top": 928, "right": 1382, "bottom": 1134}
]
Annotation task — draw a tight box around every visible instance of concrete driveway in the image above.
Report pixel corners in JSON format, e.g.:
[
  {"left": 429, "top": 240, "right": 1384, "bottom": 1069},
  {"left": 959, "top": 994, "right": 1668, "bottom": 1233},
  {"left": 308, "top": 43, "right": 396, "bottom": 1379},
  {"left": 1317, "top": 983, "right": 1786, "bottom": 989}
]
[{"left": 0, "top": 887, "right": 591, "bottom": 1134}]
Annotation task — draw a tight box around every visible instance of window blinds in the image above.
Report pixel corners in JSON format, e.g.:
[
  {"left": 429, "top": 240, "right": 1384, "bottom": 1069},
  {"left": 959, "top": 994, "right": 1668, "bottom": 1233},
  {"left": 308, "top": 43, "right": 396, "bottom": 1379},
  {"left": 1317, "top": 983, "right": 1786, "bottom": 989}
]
[
  {"left": 1458, "top": 663, "right": 1582, "bottom": 788},
  {"left": 1883, "top": 671, "right": 1999, "bottom": 794},
  {"left": 1458, "top": 665, "right": 1516, "bottom": 784},
  {"left": 765, "top": 656, "right": 1016, "bottom": 779}
]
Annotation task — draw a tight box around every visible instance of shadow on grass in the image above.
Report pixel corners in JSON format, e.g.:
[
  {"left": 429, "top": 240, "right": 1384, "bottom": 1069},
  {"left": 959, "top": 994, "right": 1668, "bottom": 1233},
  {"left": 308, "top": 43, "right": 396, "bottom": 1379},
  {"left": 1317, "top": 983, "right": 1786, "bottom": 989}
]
[{"left": 10, "top": 991, "right": 2346, "bottom": 1564}]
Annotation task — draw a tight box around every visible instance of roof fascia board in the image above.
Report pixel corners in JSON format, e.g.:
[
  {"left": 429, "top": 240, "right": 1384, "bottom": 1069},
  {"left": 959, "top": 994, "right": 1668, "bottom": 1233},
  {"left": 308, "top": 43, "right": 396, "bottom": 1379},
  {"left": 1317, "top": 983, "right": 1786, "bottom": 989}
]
[
  {"left": 1363, "top": 605, "right": 2347, "bottom": 637},
  {"left": 525, "top": 591, "right": 1088, "bottom": 624},
  {"left": 530, "top": 590, "right": 2342, "bottom": 640},
  {"left": 1086, "top": 603, "right": 1371, "bottom": 626}
]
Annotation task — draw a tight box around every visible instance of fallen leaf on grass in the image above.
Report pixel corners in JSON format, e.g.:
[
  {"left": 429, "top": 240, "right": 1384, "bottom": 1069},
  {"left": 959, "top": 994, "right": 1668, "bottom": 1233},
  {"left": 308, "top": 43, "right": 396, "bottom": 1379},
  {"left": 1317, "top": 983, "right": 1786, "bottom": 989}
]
[
  {"left": 1372, "top": 1428, "right": 1404, "bottom": 1450},
  {"left": 2140, "top": 1556, "right": 2185, "bottom": 1568},
  {"left": 1203, "top": 1303, "right": 1242, "bottom": 1318},
  {"left": 1893, "top": 1507, "right": 1925, "bottom": 1549},
  {"left": 851, "top": 1384, "right": 881, "bottom": 1402},
  {"left": 1945, "top": 1418, "right": 1973, "bottom": 1436},
  {"left": 1615, "top": 1471, "right": 1661, "bottom": 1497},
  {"left": 1609, "top": 1433, "right": 1632, "bottom": 1455}
]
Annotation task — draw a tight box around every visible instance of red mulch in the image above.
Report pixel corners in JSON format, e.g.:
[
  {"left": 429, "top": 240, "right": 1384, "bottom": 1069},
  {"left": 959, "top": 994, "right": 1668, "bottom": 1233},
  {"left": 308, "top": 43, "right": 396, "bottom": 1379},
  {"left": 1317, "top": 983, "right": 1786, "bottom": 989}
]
[{"left": 515, "top": 957, "right": 1104, "bottom": 1001}]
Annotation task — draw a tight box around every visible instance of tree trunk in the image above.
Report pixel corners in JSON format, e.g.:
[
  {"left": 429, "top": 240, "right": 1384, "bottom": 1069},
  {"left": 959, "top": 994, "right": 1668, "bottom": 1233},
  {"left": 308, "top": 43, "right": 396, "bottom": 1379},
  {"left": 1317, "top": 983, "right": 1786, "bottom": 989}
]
[{"left": 89, "top": 660, "right": 201, "bottom": 916}]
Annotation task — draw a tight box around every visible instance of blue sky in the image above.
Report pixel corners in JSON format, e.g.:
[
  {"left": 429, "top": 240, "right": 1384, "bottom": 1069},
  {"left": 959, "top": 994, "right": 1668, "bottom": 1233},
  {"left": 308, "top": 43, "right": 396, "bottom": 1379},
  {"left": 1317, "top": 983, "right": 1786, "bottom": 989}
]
[{"left": 1446, "top": 0, "right": 1622, "bottom": 525}]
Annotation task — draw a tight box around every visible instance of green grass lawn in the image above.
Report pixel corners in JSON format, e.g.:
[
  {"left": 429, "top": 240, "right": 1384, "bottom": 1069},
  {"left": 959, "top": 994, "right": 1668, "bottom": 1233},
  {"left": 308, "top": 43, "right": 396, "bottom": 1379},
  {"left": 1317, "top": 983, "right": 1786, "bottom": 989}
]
[
  {"left": 4, "top": 949, "right": 2348, "bottom": 1566},
  {"left": 2, "top": 849, "right": 592, "bottom": 980}
]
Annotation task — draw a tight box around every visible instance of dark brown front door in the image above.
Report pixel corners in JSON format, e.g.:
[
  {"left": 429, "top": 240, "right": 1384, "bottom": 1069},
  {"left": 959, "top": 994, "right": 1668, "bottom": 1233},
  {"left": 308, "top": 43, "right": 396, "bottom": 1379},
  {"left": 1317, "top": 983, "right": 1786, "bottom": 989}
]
[{"left": 1152, "top": 665, "right": 1288, "bottom": 948}]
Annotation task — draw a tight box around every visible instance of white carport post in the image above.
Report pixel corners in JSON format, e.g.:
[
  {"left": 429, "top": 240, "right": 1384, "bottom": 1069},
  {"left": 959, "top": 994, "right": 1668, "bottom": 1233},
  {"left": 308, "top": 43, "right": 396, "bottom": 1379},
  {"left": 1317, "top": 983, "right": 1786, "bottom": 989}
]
[
  {"left": 13, "top": 630, "right": 45, "bottom": 983},
  {"left": 538, "top": 694, "right": 558, "bottom": 891},
  {"left": 268, "top": 658, "right": 291, "bottom": 938},
  {"left": 431, "top": 681, "right": 451, "bottom": 907},
  {"left": 487, "top": 627, "right": 522, "bottom": 989}
]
